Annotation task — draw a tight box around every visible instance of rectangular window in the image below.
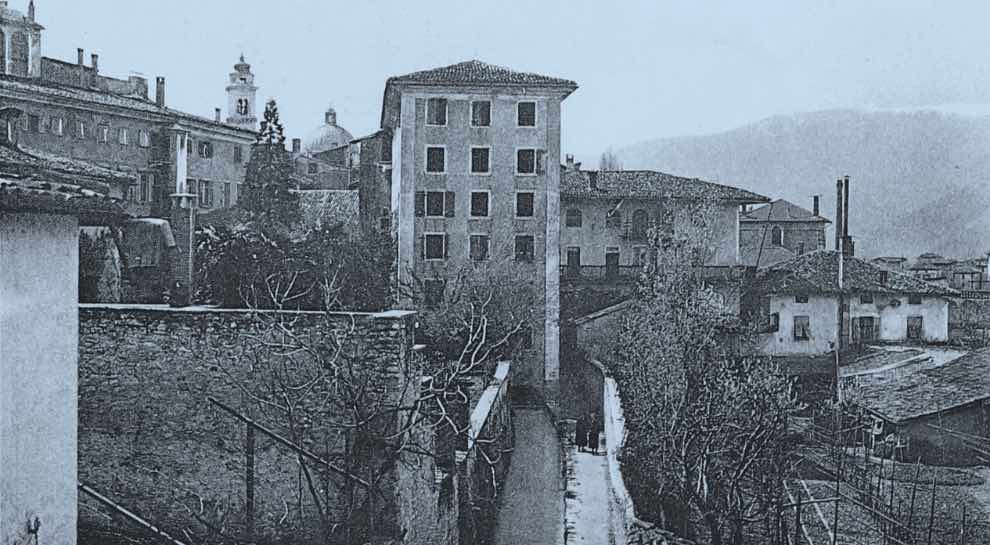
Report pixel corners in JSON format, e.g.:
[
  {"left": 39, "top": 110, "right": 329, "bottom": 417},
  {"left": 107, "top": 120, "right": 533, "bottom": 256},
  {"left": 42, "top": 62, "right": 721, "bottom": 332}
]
[
  {"left": 223, "top": 182, "right": 231, "bottom": 208},
  {"left": 514, "top": 235, "right": 534, "bottom": 263},
  {"left": 795, "top": 294, "right": 809, "bottom": 304},
  {"left": 471, "top": 146, "right": 491, "bottom": 174},
  {"left": 139, "top": 130, "right": 151, "bottom": 148},
  {"left": 470, "top": 234, "right": 490, "bottom": 261},
  {"left": 424, "top": 279, "right": 445, "bottom": 308},
  {"left": 233, "top": 145, "right": 243, "bottom": 163},
  {"left": 426, "top": 146, "right": 446, "bottom": 173},
  {"left": 793, "top": 316, "right": 811, "bottom": 341},
  {"left": 907, "top": 316, "right": 923, "bottom": 340},
  {"left": 118, "top": 127, "right": 128, "bottom": 145},
  {"left": 470, "top": 191, "right": 490, "bottom": 217},
  {"left": 416, "top": 191, "right": 456, "bottom": 218},
  {"left": 199, "top": 180, "right": 213, "bottom": 208},
  {"left": 516, "top": 192, "right": 534, "bottom": 217},
  {"left": 768, "top": 312, "right": 780, "bottom": 333},
  {"left": 517, "top": 101, "right": 536, "bottom": 127},
  {"left": 908, "top": 294, "right": 922, "bottom": 305},
  {"left": 98, "top": 125, "right": 109, "bottom": 143},
  {"left": 52, "top": 117, "right": 64, "bottom": 136},
  {"left": 471, "top": 100, "right": 491, "bottom": 127},
  {"left": 126, "top": 183, "right": 137, "bottom": 203},
  {"left": 516, "top": 148, "right": 536, "bottom": 175},
  {"left": 426, "top": 97, "right": 447, "bottom": 126},
  {"left": 860, "top": 293, "right": 874, "bottom": 304},
  {"left": 76, "top": 121, "right": 87, "bottom": 139},
  {"left": 27, "top": 114, "right": 39, "bottom": 132},
  {"left": 139, "top": 172, "right": 152, "bottom": 203},
  {"left": 424, "top": 233, "right": 446, "bottom": 260}
]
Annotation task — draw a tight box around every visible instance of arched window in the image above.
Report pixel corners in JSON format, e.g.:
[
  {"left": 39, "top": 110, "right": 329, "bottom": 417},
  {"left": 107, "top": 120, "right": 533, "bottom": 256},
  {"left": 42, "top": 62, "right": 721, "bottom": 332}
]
[
  {"left": 631, "top": 209, "right": 649, "bottom": 240},
  {"left": 565, "top": 208, "right": 582, "bottom": 227},
  {"left": 9, "top": 32, "right": 29, "bottom": 76},
  {"left": 236, "top": 98, "right": 249, "bottom": 115},
  {"left": 771, "top": 225, "right": 784, "bottom": 246}
]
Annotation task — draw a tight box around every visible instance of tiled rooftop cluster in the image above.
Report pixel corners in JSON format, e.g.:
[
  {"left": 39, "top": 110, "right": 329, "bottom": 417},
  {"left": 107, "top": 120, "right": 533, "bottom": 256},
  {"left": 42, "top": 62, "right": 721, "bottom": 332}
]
[{"left": 560, "top": 168, "right": 767, "bottom": 202}]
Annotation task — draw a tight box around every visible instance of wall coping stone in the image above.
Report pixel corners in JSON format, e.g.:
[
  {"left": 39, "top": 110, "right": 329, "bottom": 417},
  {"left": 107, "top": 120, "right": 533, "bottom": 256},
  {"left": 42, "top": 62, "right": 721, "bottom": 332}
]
[{"left": 79, "top": 303, "right": 415, "bottom": 321}]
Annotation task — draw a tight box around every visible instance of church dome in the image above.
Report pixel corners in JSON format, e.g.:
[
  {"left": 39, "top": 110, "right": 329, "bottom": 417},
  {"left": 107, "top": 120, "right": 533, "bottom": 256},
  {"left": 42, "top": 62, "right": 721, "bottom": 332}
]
[{"left": 304, "top": 107, "right": 353, "bottom": 154}]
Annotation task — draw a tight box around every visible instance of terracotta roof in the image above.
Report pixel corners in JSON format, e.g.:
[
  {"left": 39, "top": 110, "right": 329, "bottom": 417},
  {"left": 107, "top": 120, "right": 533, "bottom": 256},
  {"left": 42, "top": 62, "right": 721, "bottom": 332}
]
[
  {"left": 560, "top": 169, "right": 768, "bottom": 203},
  {"left": 0, "top": 144, "right": 135, "bottom": 191},
  {"left": 757, "top": 250, "right": 958, "bottom": 297},
  {"left": 386, "top": 60, "right": 577, "bottom": 88},
  {"left": 855, "top": 349, "right": 990, "bottom": 422},
  {"left": 738, "top": 241, "right": 797, "bottom": 267},
  {"left": 0, "top": 75, "right": 254, "bottom": 136},
  {"left": 0, "top": 175, "right": 126, "bottom": 221},
  {"left": 741, "top": 199, "right": 830, "bottom": 223}
]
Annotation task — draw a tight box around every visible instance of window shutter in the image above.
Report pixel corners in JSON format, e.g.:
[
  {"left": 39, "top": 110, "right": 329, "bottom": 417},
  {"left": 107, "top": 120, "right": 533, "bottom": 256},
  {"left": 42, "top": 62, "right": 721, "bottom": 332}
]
[
  {"left": 417, "top": 234, "right": 424, "bottom": 260},
  {"left": 444, "top": 191, "right": 456, "bottom": 217},
  {"left": 536, "top": 149, "right": 547, "bottom": 175},
  {"left": 443, "top": 234, "right": 449, "bottom": 258},
  {"left": 415, "top": 191, "right": 425, "bottom": 217},
  {"left": 875, "top": 315, "right": 882, "bottom": 341}
]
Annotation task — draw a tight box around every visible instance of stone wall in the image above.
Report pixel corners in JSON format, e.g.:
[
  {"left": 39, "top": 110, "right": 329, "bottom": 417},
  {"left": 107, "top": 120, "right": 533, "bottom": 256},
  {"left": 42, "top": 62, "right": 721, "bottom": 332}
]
[
  {"left": 949, "top": 296, "right": 990, "bottom": 346},
  {"left": 78, "top": 304, "right": 432, "bottom": 545}
]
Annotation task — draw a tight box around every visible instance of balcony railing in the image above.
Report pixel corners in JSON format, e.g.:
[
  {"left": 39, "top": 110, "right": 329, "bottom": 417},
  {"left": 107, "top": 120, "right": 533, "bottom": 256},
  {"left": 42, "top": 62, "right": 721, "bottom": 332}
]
[{"left": 560, "top": 265, "right": 642, "bottom": 282}]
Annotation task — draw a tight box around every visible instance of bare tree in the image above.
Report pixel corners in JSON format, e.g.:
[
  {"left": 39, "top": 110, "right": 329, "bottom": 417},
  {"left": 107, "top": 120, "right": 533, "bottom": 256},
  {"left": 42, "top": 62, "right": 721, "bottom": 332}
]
[{"left": 612, "top": 196, "right": 800, "bottom": 544}]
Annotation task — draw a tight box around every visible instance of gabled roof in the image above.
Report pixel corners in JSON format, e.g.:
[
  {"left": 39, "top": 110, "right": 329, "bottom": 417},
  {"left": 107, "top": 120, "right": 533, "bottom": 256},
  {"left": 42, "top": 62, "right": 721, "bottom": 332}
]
[
  {"left": 560, "top": 169, "right": 768, "bottom": 203},
  {"left": 757, "top": 250, "right": 958, "bottom": 297},
  {"left": 856, "top": 349, "right": 990, "bottom": 423},
  {"left": 872, "top": 256, "right": 908, "bottom": 263},
  {"left": 386, "top": 60, "right": 577, "bottom": 88},
  {"left": 381, "top": 60, "right": 577, "bottom": 128},
  {"left": 740, "top": 199, "right": 830, "bottom": 223},
  {"left": 738, "top": 241, "right": 797, "bottom": 267}
]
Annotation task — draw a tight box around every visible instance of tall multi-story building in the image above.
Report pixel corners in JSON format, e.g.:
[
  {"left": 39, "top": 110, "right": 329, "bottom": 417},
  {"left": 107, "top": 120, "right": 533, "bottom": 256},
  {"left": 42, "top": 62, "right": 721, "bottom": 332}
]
[
  {"left": 380, "top": 60, "right": 577, "bottom": 410},
  {"left": 0, "top": 1, "right": 256, "bottom": 218},
  {"left": 739, "top": 198, "right": 830, "bottom": 266}
]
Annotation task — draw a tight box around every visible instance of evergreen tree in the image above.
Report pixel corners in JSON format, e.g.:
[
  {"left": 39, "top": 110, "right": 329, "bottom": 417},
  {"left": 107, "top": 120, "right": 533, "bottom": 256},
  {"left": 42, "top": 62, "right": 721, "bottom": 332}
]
[{"left": 241, "top": 99, "right": 298, "bottom": 230}]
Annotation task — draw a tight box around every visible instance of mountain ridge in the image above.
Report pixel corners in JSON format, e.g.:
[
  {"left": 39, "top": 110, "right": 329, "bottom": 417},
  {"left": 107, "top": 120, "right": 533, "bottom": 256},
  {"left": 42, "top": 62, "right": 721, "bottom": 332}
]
[{"left": 616, "top": 108, "right": 990, "bottom": 258}]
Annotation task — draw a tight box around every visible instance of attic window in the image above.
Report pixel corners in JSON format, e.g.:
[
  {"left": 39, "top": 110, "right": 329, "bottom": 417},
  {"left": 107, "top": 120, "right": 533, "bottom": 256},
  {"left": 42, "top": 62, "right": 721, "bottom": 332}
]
[{"left": 879, "top": 270, "right": 889, "bottom": 285}]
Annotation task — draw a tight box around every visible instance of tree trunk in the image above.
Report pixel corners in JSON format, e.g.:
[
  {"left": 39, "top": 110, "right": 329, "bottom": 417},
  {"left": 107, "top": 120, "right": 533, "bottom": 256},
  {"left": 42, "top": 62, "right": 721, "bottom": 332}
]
[{"left": 705, "top": 511, "right": 724, "bottom": 545}]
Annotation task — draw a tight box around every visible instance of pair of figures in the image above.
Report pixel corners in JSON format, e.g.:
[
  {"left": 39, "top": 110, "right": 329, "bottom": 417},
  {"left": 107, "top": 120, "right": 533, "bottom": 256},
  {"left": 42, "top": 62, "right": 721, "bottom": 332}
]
[{"left": 575, "top": 411, "right": 602, "bottom": 454}]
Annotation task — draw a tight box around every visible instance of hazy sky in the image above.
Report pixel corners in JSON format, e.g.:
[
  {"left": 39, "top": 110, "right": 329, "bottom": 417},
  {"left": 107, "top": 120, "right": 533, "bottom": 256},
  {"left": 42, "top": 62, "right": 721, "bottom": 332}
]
[{"left": 36, "top": 0, "right": 990, "bottom": 162}]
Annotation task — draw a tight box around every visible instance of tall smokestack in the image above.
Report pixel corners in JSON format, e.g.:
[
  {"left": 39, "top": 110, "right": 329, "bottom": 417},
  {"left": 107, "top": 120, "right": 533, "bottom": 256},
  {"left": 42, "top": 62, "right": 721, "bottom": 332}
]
[
  {"left": 842, "top": 175, "right": 850, "bottom": 242},
  {"left": 813, "top": 195, "right": 820, "bottom": 217},
  {"left": 835, "top": 179, "right": 843, "bottom": 252},
  {"left": 155, "top": 77, "right": 165, "bottom": 107}
]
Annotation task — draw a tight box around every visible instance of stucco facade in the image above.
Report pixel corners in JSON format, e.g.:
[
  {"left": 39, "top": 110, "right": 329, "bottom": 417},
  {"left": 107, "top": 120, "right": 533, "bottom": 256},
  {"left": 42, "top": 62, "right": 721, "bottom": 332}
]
[
  {"left": 0, "top": 211, "right": 79, "bottom": 545},
  {"left": 761, "top": 293, "right": 950, "bottom": 356},
  {"left": 385, "top": 61, "right": 575, "bottom": 409}
]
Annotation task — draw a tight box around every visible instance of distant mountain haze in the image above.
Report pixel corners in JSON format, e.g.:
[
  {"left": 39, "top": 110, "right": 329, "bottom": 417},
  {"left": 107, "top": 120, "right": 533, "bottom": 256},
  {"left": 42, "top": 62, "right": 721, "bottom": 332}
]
[{"left": 615, "top": 109, "right": 990, "bottom": 259}]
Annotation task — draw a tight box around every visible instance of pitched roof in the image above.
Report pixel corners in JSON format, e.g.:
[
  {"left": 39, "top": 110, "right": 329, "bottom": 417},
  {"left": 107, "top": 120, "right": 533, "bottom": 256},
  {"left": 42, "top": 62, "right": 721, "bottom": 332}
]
[
  {"left": 741, "top": 199, "right": 830, "bottom": 223},
  {"left": 560, "top": 169, "right": 768, "bottom": 203},
  {"left": 0, "top": 142, "right": 128, "bottom": 221},
  {"left": 855, "top": 349, "right": 990, "bottom": 422},
  {"left": 0, "top": 75, "right": 255, "bottom": 137},
  {"left": 738, "top": 241, "right": 797, "bottom": 267},
  {"left": 757, "top": 250, "right": 958, "bottom": 296},
  {"left": 386, "top": 60, "right": 577, "bottom": 88}
]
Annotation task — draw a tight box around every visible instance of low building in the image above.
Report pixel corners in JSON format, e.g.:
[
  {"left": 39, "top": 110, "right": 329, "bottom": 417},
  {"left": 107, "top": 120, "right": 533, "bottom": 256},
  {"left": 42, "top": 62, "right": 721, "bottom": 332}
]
[
  {"left": 739, "top": 198, "right": 830, "bottom": 267},
  {"left": 0, "top": 134, "right": 126, "bottom": 545},
  {"left": 851, "top": 348, "right": 990, "bottom": 466},
  {"left": 755, "top": 250, "right": 957, "bottom": 357}
]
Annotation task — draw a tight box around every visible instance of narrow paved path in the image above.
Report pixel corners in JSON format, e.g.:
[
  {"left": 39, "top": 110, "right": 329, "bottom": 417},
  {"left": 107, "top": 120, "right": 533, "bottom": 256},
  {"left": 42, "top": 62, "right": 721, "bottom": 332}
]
[
  {"left": 495, "top": 408, "right": 564, "bottom": 545},
  {"left": 569, "top": 449, "right": 610, "bottom": 544}
]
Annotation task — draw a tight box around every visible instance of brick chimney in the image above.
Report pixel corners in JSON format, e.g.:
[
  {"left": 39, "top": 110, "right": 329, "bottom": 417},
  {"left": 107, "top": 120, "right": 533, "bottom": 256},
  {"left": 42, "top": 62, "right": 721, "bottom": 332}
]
[
  {"left": 842, "top": 175, "right": 854, "bottom": 256},
  {"left": 155, "top": 77, "right": 165, "bottom": 107},
  {"left": 291, "top": 138, "right": 301, "bottom": 154},
  {"left": 813, "top": 195, "right": 820, "bottom": 217},
  {"left": 77, "top": 48, "right": 84, "bottom": 66},
  {"left": 90, "top": 53, "right": 99, "bottom": 74},
  {"left": 835, "top": 179, "right": 843, "bottom": 252},
  {"left": 215, "top": 108, "right": 221, "bottom": 123}
]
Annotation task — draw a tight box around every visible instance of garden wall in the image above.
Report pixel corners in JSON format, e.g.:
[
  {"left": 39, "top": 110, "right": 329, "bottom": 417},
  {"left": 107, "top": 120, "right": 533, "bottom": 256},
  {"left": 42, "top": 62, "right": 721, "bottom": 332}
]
[{"left": 77, "top": 304, "right": 445, "bottom": 545}]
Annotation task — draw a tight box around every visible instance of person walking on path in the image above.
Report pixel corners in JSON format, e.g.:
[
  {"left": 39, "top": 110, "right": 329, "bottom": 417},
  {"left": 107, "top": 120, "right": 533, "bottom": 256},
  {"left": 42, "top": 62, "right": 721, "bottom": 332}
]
[
  {"left": 575, "top": 412, "right": 588, "bottom": 452},
  {"left": 587, "top": 411, "right": 602, "bottom": 455}
]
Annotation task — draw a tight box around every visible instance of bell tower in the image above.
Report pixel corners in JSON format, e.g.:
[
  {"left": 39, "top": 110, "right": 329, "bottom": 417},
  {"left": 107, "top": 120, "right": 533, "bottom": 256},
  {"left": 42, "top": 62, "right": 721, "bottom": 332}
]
[{"left": 225, "top": 54, "right": 257, "bottom": 129}]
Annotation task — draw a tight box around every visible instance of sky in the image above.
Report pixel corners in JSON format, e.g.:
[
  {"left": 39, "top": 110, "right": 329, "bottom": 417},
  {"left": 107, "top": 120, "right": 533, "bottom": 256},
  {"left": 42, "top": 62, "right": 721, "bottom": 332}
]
[{"left": 34, "top": 0, "right": 990, "bottom": 163}]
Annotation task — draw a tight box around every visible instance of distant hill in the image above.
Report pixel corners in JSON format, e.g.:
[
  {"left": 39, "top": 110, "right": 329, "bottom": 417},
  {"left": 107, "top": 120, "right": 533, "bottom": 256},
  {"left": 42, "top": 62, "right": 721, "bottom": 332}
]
[{"left": 616, "top": 109, "right": 990, "bottom": 258}]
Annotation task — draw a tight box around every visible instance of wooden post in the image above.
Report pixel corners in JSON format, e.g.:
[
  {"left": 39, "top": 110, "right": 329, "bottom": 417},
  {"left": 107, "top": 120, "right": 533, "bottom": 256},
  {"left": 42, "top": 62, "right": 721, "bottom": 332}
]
[
  {"left": 960, "top": 504, "right": 967, "bottom": 545},
  {"left": 795, "top": 499, "right": 803, "bottom": 545},
  {"left": 833, "top": 445, "right": 842, "bottom": 545},
  {"left": 246, "top": 424, "right": 255, "bottom": 542},
  {"left": 927, "top": 477, "right": 937, "bottom": 545},
  {"left": 907, "top": 461, "right": 921, "bottom": 532}
]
